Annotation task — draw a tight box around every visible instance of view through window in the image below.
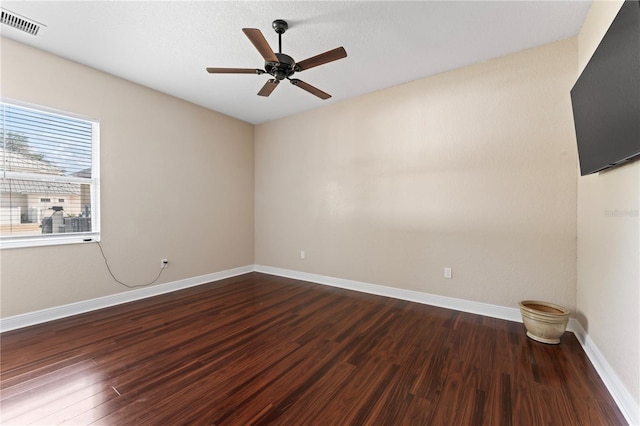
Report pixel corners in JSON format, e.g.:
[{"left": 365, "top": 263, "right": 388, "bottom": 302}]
[{"left": 0, "top": 101, "right": 99, "bottom": 248}]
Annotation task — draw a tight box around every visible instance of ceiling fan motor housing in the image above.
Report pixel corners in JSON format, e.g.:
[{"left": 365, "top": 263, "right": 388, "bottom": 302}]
[{"left": 266, "top": 53, "right": 296, "bottom": 80}]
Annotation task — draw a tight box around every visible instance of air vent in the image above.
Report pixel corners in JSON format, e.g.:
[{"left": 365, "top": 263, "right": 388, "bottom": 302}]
[{"left": 1, "top": 9, "right": 44, "bottom": 36}]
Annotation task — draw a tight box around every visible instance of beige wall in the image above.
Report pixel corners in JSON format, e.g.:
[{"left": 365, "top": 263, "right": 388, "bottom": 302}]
[
  {"left": 256, "top": 39, "right": 578, "bottom": 310},
  {"left": 0, "top": 38, "right": 255, "bottom": 317},
  {"left": 576, "top": 0, "right": 640, "bottom": 408}
]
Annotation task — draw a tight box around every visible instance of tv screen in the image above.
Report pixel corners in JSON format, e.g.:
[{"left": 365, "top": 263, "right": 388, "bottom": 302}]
[{"left": 571, "top": 0, "right": 640, "bottom": 176}]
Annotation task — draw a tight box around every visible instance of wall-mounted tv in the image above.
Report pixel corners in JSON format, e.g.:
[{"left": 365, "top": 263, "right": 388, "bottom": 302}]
[{"left": 571, "top": 0, "right": 640, "bottom": 176}]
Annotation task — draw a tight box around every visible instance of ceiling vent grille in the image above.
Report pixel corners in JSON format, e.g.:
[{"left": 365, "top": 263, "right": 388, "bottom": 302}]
[{"left": 1, "top": 9, "right": 44, "bottom": 36}]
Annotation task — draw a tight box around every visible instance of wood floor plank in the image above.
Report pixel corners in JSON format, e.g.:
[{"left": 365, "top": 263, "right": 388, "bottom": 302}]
[{"left": 0, "top": 272, "right": 627, "bottom": 425}]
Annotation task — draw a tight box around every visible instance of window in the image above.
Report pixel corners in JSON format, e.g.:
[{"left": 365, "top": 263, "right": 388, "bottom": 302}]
[{"left": 1, "top": 100, "right": 100, "bottom": 248}]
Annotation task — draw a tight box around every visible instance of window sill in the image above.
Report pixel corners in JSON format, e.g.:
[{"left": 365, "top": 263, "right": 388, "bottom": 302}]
[{"left": 0, "top": 233, "right": 100, "bottom": 249}]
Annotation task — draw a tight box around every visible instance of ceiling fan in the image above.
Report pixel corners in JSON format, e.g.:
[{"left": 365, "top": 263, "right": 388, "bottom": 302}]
[{"left": 206, "top": 19, "right": 347, "bottom": 100}]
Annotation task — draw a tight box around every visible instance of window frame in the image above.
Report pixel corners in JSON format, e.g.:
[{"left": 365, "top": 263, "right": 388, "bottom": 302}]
[{"left": 0, "top": 99, "right": 100, "bottom": 249}]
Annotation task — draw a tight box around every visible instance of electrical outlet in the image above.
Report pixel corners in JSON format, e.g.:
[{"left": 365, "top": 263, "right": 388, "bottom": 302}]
[
  {"left": 300, "top": 250, "right": 305, "bottom": 259},
  {"left": 161, "top": 259, "right": 169, "bottom": 269},
  {"left": 444, "top": 267, "right": 452, "bottom": 279}
]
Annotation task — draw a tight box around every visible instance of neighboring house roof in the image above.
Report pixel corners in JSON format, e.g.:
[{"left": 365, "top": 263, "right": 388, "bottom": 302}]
[
  {"left": 0, "top": 147, "right": 81, "bottom": 195},
  {"left": 73, "top": 168, "right": 92, "bottom": 178},
  {"left": 0, "top": 179, "right": 81, "bottom": 195},
  {"left": 0, "top": 147, "right": 64, "bottom": 175}
]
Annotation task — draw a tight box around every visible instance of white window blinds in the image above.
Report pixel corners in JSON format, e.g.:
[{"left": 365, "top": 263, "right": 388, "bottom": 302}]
[{"left": 0, "top": 101, "right": 100, "bottom": 248}]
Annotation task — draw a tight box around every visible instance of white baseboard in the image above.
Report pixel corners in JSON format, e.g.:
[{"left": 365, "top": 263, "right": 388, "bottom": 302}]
[
  {"left": 571, "top": 321, "right": 639, "bottom": 425},
  {"left": 255, "top": 264, "right": 639, "bottom": 426},
  {"left": 255, "top": 264, "right": 524, "bottom": 322},
  {"left": 0, "top": 264, "right": 254, "bottom": 333}
]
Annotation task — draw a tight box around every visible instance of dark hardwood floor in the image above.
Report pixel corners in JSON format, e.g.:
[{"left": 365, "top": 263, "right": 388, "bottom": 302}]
[{"left": 0, "top": 272, "right": 626, "bottom": 425}]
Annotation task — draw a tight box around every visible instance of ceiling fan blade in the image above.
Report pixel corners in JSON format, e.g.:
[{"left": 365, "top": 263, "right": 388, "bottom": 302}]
[
  {"left": 242, "top": 28, "right": 279, "bottom": 63},
  {"left": 289, "top": 79, "right": 331, "bottom": 100},
  {"left": 295, "top": 47, "right": 347, "bottom": 72},
  {"left": 206, "top": 67, "right": 264, "bottom": 74},
  {"left": 257, "top": 79, "right": 280, "bottom": 97}
]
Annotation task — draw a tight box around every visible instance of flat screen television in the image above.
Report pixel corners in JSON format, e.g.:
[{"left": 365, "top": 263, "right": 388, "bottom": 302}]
[{"left": 570, "top": 0, "right": 640, "bottom": 176}]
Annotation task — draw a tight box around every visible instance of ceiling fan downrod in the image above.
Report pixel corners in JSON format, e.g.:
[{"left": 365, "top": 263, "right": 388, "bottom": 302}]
[
  {"left": 272, "top": 19, "right": 288, "bottom": 54},
  {"left": 265, "top": 19, "right": 296, "bottom": 81}
]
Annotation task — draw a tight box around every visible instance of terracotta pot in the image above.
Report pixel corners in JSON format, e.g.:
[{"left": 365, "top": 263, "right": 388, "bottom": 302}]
[{"left": 518, "top": 300, "right": 570, "bottom": 344}]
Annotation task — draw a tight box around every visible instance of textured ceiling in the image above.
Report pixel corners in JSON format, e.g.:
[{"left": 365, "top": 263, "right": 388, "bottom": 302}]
[{"left": 1, "top": 1, "right": 591, "bottom": 124}]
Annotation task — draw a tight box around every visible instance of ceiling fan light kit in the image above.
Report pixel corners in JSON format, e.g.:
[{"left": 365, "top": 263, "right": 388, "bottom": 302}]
[{"left": 206, "top": 19, "right": 347, "bottom": 99}]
